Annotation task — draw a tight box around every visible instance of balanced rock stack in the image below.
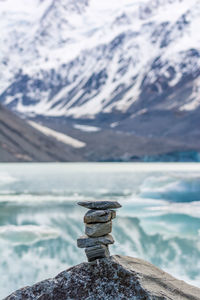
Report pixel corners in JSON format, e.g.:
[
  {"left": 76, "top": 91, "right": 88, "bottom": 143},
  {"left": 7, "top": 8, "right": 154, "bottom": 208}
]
[{"left": 77, "top": 200, "right": 121, "bottom": 262}]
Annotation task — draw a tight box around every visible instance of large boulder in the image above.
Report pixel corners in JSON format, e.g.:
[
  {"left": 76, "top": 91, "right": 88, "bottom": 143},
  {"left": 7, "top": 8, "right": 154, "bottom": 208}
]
[{"left": 4, "top": 255, "right": 200, "bottom": 300}]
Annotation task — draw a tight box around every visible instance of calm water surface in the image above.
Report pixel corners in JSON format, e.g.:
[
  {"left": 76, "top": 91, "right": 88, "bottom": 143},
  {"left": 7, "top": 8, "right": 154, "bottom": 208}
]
[{"left": 0, "top": 163, "right": 200, "bottom": 298}]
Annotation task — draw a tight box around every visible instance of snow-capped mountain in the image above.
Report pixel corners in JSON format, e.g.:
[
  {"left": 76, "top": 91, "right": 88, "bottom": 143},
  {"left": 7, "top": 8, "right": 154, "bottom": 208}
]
[{"left": 0, "top": 0, "right": 200, "bottom": 161}]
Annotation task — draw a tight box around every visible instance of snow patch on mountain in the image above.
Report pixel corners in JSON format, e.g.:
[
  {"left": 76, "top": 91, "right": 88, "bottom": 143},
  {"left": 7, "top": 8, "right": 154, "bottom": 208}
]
[
  {"left": 0, "top": 0, "right": 200, "bottom": 119},
  {"left": 29, "top": 121, "right": 86, "bottom": 148},
  {"left": 73, "top": 124, "right": 101, "bottom": 132}
]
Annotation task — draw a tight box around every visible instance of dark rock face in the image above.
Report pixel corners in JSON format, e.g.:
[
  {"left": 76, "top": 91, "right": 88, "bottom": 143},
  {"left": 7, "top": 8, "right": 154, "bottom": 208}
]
[
  {"left": 84, "top": 210, "right": 113, "bottom": 223},
  {"left": 85, "top": 221, "right": 112, "bottom": 237},
  {"left": 0, "top": 104, "right": 84, "bottom": 162},
  {"left": 77, "top": 234, "right": 114, "bottom": 248},
  {"left": 4, "top": 255, "right": 200, "bottom": 300},
  {"left": 78, "top": 201, "right": 122, "bottom": 210},
  {"left": 85, "top": 244, "right": 110, "bottom": 262}
]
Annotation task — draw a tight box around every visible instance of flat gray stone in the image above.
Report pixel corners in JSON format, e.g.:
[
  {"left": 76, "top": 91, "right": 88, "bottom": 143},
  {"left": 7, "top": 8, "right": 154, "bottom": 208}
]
[
  {"left": 78, "top": 200, "right": 121, "bottom": 210},
  {"left": 77, "top": 234, "right": 114, "bottom": 248},
  {"left": 111, "top": 210, "right": 116, "bottom": 219},
  {"left": 85, "top": 221, "right": 112, "bottom": 237},
  {"left": 85, "top": 244, "right": 110, "bottom": 262},
  {"left": 84, "top": 209, "right": 113, "bottom": 223}
]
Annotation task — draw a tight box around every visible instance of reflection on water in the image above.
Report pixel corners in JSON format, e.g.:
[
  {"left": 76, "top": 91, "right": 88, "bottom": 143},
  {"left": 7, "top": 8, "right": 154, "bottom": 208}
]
[{"left": 0, "top": 163, "right": 200, "bottom": 298}]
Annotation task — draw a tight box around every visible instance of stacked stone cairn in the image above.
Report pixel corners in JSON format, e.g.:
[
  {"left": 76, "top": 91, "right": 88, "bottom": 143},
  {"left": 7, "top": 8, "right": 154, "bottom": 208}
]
[{"left": 77, "top": 200, "right": 121, "bottom": 262}]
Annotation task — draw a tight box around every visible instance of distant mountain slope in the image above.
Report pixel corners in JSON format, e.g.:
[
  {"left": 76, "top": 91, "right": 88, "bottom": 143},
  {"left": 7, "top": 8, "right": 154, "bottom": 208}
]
[
  {"left": 0, "top": 105, "right": 84, "bottom": 162},
  {"left": 0, "top": 103, "right": 199, "bottom": 162},
  {"left": 34, "top": 116, "right": 200, "bottom": 162},
  {"left": 0, "top": 0, "right": 200, "bottom": 161}
]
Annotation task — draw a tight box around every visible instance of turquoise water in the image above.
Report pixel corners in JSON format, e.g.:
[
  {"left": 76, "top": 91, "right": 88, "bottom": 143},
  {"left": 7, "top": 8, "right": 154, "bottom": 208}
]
[{"left": 0, "top": 163, "right": 200, "bottom": 298}]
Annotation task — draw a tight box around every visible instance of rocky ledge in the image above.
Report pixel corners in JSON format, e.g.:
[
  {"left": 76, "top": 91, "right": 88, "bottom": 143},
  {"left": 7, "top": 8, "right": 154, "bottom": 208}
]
[{"left": 4, "top": 255, "right": 200, "bottom": 300}]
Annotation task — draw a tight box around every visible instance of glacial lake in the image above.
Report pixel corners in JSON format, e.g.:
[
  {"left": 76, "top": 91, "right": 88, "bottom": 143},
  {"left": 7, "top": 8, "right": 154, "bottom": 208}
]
[{"left": 0, "top": 163, "right": 200, "bottom": 298}]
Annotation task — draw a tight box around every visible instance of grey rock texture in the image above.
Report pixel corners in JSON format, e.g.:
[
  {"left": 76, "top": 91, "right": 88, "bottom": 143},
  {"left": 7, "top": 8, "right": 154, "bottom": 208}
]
[
  {"left": 4, "top": 255, "right": 200, "bottom": 300},
  {"left": 78, "top": 201, "right": 121, "bottom": 210},
  {"left": 32, "top": 117, "right": 200, "bottom": 163},
  {"left": 0, "top": 104, "right": 84, "bottom": 162},
  {"left": 85, "top": 244, "right": 110, "bottom": 262},
  {"left": 85, "top": 221, "right": 112, "bottom": 237},
  {"left": 77, "top": 234, "right": 114, "bottom": 248},
  {"left": 110, "top": 210, "right": 116, "bottom": 219},
  {"left": 78, "top": 200, "right": 121, "bottom": 261},
  {"left": 84, "top": 210, "right": 113, "bottom": 223}
]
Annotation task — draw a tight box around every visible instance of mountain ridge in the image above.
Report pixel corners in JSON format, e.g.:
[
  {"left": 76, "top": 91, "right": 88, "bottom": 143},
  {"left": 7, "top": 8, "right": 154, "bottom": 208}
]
[
  {"left": 0, "top": 0, "right": 200, "bottom": 161},
  {"left": 0, "top": 104, "right": 84, "bottom": 162},
  {"left": 1, "top": 0, "right": 199, "bottom": 118}
]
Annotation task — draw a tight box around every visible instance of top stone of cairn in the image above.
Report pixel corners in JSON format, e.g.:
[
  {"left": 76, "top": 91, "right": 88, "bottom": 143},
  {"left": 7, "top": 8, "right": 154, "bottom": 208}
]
[{"left": 78, "top": 200, "right": 121, "bottom": 210}]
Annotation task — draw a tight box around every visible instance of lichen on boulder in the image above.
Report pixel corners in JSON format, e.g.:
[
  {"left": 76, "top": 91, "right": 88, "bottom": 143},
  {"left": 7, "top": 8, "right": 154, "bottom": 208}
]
[{"left": 4, "top": 255, "right": 200, "bottom": 300}]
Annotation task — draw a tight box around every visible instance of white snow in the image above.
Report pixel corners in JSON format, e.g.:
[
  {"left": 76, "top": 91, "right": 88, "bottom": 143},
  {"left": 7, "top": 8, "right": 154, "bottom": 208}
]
[
  {"left": 110, "top": 122, "right": 119, "bottom": 128},
  {"left": 73, "top": 124, "right": 101, "bottom": 132},
  {"left": 0, "top": 0, "right": 200, "bottom": 117},
  {"left": 180, "top": 78, "right": 200, "bottom": 111},
  {"left": 28, "top": 121, "right": 86, "bottom": 148}
]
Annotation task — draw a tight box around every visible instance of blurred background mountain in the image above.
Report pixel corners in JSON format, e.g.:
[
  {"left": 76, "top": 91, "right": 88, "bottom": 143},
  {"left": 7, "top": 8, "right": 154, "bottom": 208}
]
[{"left": 0, "top": 0, "right": 200, "bottom": 162}]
